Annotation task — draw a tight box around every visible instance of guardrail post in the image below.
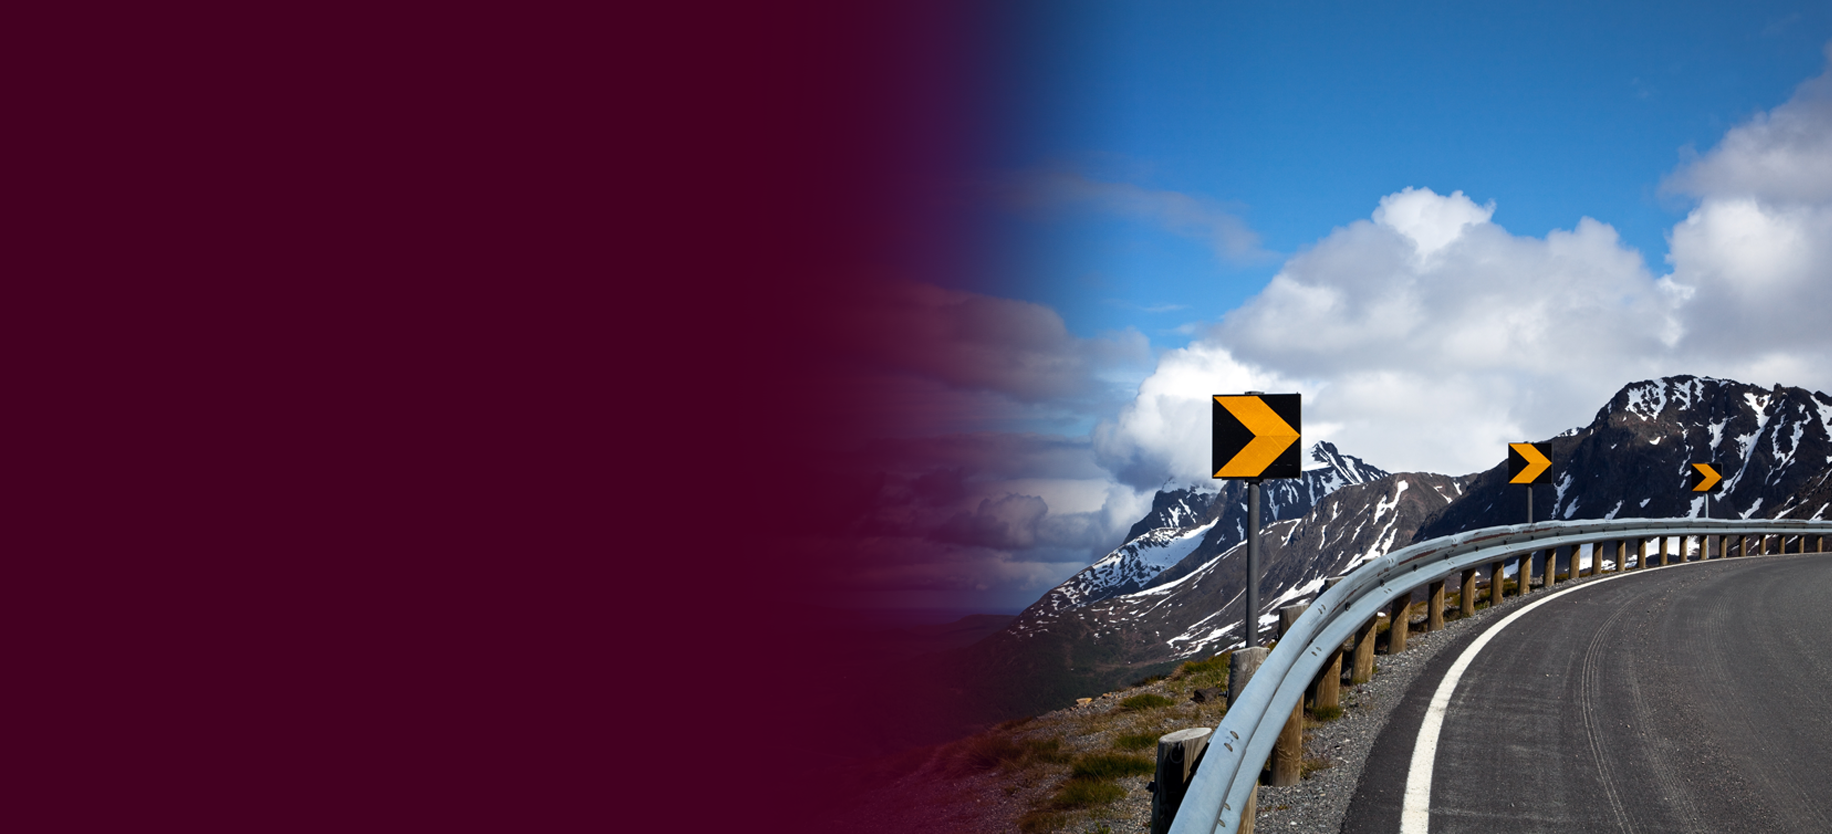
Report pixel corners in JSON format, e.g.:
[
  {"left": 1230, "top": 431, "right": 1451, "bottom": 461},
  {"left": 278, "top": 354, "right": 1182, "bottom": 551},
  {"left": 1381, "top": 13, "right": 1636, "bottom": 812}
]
[
  {"left": 1660, "top": 536, "right": 1672, "bottom": 566},
  {"left": 1227, "top": 647, "right": 1269, "bottom": 833},
  {"left": 1542, "top": 546, "right": 1555, "bottom": 590},
  {"left": 1387, "top": 594, "right": 1411, "bottom": 654},
  {"left": 1316, "top": 578, "right": 1345, "bottom": 712},
  {"left": 1459, "top": 568, "right": 1477, "bottom": 618},
  {"left": 1273, "top": 607, "right": 1308, "bottom": 787},
  {"left": 1352, "top": 616, "right": 1376, "bottom": 684},
  {"left": 1489, "top": 560, "right": 1504, "bottom": 607},
  {"left": 1150, "top": 727, "right": 1212, "bottom": 834},
  {"left": 1427, "top": 580, "right": 1445, "bottom": 631},
  {"left": 1518, "top": 551, "right": 1533, "bottom": 595},
  {"left": 1616, "top": 539, "right": 1627, "bottom": 571}
]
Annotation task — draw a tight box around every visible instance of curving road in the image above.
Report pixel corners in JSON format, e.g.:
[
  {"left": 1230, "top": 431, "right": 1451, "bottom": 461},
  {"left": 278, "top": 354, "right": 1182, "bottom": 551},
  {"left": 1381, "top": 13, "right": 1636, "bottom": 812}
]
[{"left": 1343, "top": 551, "right": 1832, "bottom": 833}]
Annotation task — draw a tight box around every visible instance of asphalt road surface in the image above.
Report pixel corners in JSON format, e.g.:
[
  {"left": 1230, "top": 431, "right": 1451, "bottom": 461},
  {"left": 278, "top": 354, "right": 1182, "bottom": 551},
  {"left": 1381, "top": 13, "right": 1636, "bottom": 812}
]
[{"left": 1344, "top": 551, "right": 1832, "bottom": 833}]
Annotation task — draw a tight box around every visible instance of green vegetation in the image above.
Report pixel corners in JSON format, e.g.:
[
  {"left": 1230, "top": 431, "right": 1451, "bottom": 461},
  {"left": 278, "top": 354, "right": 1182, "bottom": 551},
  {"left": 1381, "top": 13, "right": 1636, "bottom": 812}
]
[
  {"left": 1070, "top": 753, "right": 1154, "bottom": 780},
  {"left": 1118, "top": 693, "right": 1176, "bottom": 712},
  {"left": 1113, "top": 731, "right": 1161, "bottom": 752},
  {"left": 1048, "top": 778, "right": 1127, "bottom": 809},
  {"left": 947, "top": 732, "right": 1067, "bottom": 775},
  {"left": 1309, "top": 704, "right": 1343, "bottom": 723}
]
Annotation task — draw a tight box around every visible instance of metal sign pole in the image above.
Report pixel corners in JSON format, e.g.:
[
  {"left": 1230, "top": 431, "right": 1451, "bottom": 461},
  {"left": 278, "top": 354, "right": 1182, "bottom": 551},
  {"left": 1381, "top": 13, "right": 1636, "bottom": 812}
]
[
  {"left": 1245, "top": 479, "right": 1261, "bottom": 648},
  {"left": 1526, "top": 484, "right": 1533, "bottom": 525}
]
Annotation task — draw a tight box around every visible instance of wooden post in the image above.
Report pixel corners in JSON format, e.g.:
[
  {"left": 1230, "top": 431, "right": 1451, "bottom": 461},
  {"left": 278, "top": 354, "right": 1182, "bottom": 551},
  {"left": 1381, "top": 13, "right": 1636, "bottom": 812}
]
[
  {"left": 1227, "top": 647, "right": 1268, "bottom": 709},
  {"left": 1459, "top": 568, "right": 1477, "bottom": 619},
  {"left": 1636, "top": 538, "right": 1646, "bottom": 569},
  {"left": 1313, "top": 578, "right": 1344, "bottom": 712},
  {"left": 1352, "top": 617, "right": 1376, "bottom": 684},
  {"left": 1226, "top": 648, "right": 1268, "bottom": 834},
  {"left": 1518, "top": 551, "right": 1533, "bottom": 596},
  {"left": 1617, "top": 539, "right": 1627, "bottom": 572},
  {"left": 1272, "top": 697, "right": 1303, "bottom": 786},
  {"left": 1388, "top": 594, "right": 1411, "bottom": 654},
  {"left": 1489, "top": 560, "right": 1504, "bottom": 607},
  {"left": 1542, "top": 547, "right": 1555, "bottom": 591},
  {"left": 1280, "top": 604, "right": 1310, "bottom": 707},
  {"left": 1427, "top": 580, "right": 1445, "bottom": 631},
  {"left": 1316, "top": 645, "right": 1342, "bottom": 712},
  {"left": 1150, "top": 728, "right": 1212, "bottom": 834},
  {"left": 1660, "top": 536, "right": 1671, "bottom": 567}
]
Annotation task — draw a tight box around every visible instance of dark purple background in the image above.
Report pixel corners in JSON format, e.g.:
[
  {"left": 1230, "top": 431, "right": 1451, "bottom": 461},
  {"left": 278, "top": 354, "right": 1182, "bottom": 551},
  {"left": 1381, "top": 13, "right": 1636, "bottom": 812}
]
[{"left": 12, "top": 2, "right": 998, "bottom": 830}]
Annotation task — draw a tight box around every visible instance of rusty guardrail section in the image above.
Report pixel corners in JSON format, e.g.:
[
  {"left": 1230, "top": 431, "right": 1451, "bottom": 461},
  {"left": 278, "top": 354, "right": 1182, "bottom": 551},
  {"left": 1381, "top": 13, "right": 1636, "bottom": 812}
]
[{"left": 1166, "top": 517, "right": 1832, "bottom": 834}]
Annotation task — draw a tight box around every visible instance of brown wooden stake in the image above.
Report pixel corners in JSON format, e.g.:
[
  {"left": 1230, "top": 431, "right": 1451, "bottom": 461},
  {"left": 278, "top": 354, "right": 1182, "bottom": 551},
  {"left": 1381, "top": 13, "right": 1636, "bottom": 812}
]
[
  {"left": 1542, "top": 547, "right": 1555, "bottom": 591},
  {"left": 1224, "top": 647, "right": 1269, "bottom": 834},
  {"left": 1272, "top": 699, "right": 1303, "bottom": 787},
  {"left": 1617, "top": 539, "right": 1627, "bottom": 572},
  {"left": 1519, "top": 551, "right": 1533, "bottom": 596},
  {"left": 1280, "top": 605, "right": 1312, "bottom": 706},
  {"left": 1316, "top": 646, "right": 1341, "bottom": 711},
  {"left": 1352, "top": 617, "right": 1376, "bottom": 684},
  {"left": 1427, "top": 580, "right": 1445, "bottom": 631},
  {"left": 1227, "top": 647, "right": 1268, "bottom": 709},
  {"left": 1387, "top": 594, "right": 1411, "bottom": 654},
  {"left": 1459, "top": 568, "right": 1477, "bottom": 619},
  {"left": 1150, "top": 727, "right": 1212, "bottom": 834},
  {"left": 1660, "top": 536, "right": 1671, "bottom": 566},
  {"left": 1489, "top": 561, "right": 1504, "bottom": 607}
]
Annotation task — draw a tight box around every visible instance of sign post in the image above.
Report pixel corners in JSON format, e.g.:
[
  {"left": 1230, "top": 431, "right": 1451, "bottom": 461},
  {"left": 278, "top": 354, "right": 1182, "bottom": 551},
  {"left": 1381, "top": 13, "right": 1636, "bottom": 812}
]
[
  {"left": 1213, "top": 393, "right": 1300, "bottom": 649},
  {"left": 1508, "top": 442, "right": 1552, "bottom": 523},
  {"left": 1690, "top": 462, "right": 1723, "bottom": 518}
]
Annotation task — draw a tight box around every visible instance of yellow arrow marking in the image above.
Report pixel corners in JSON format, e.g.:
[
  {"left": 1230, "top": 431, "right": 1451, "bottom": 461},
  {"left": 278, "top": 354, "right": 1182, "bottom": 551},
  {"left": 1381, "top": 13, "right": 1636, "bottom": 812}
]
[
  {"left": 1509, "top": 443, "right": 1551, "bottom": 484},
  {"left": 1214, "top": 396, "right": 1299, "bottom": 478},
  {"left": 1691, "top": 463, "right": 1721, "bottom": 492}
]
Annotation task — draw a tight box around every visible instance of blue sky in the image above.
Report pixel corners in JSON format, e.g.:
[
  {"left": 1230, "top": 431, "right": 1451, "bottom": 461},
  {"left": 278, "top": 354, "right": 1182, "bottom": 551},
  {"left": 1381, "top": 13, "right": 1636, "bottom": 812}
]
[
  {"left": 820, "top": 3, "right": 1832, "bottom": 617},
  {"left": 967, "top": 1, "right": 1832, "bottom": 350}
]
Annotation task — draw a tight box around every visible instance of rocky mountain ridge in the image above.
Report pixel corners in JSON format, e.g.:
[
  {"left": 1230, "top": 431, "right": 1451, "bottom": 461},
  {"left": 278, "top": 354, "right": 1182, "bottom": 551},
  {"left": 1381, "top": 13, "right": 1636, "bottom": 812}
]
[{"left": 926, "top": 375, "right": 1832, "bottom": 733}]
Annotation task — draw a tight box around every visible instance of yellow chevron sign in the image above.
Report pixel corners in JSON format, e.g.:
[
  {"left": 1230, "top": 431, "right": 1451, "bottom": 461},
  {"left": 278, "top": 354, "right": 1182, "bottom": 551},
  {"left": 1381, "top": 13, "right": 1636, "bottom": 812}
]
[
  {"left": 1689, "top": 463, "right": 1722, "bottom": 493},
  {"left": 1212, "top": 394, "right": 1301, "bottom": 479},
  {"left": 1507, "top": 443, "right": 1552, "bottom": 485}
]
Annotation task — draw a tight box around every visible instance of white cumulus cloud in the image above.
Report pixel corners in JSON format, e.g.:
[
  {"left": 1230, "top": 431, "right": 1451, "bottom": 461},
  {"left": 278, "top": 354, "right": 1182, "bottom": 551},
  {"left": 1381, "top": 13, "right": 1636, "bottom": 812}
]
[
  {"left": 1099, "top": 187, "right": 1687, "bottom": 478},
  {"left": 1663, "top": 45, "right": 1832, "bottom": 379}
]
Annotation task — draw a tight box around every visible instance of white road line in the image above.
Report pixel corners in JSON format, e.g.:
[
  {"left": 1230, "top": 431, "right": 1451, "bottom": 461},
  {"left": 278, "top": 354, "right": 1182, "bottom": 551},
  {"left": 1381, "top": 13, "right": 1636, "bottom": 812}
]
[{"left": 1398, "top": 562, "right": 1684, "bottom": 834}]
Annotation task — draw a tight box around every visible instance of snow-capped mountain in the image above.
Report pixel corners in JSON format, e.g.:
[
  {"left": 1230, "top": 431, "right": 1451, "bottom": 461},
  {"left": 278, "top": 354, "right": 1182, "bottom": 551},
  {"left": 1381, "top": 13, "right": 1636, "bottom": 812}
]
[
  {"left": 1036, "top": 442, "right": 1387, "bottom": 612},
  {"left": 1414, "top": 376, "right": 1832, "bottom": 539},
  {"left": 925, "top": 376, "right": 1832, "bottom": 729}
]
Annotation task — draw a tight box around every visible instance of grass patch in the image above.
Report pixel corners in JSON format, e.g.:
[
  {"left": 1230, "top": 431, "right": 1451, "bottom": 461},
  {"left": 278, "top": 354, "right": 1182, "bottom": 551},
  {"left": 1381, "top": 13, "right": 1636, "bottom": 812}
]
[
  {"left": 1018, "top": 810, "right": 1068, "bottom": 834},
  {"left": 1118, "top": 693, "right": 1175, "bottom": 712},
  {"left": 1070, "top": 752, "right": 1154, "bottom": 780},
  {"left": 1308, "top": 704, "right": 1343, "bottom": 723},
  {"left": 1172, "top": 651, "right": 1231, "bottom": 680},
  {"left": 1048, "top": 778, "right": 1127, "bottom": 809},
  {"left": 1023, "top": 736, "right": 1070, "bottom": 765},
  {"left": 947, "top": 733, "right": 1068, "bottom": 775},
  {"left": 949, "top": 734, "right": 1026, "bottom": 775},
  {"left": 1113, "top": 731, "right": 1161, "bottom": 752}
]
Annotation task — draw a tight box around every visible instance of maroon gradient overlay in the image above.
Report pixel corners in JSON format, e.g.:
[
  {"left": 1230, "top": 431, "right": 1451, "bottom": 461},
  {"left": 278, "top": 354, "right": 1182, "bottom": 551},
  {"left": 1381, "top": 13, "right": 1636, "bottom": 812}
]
[
  {"left": 11, "top": 1, "right": 1011, "bottom": 831},
  {"left": 667, "top": 1, "right": 1022, "bottom": 828}
]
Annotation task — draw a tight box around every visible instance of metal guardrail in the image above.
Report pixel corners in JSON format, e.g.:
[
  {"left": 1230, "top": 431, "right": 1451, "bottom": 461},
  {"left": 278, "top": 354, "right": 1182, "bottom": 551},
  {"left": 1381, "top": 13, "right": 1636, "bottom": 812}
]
[{"left": 1167, "top": 517, "right": 1832, "bottom": 834}]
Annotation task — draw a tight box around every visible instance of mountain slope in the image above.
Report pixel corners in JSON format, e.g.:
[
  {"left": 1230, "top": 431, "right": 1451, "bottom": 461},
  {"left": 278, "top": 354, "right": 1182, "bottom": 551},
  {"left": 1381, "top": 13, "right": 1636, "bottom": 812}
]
[
  {"left": 1038, "top": 442, "right": 1386, "bottom": 611},
  {"left": 932, "top": 375, "right": 1832, "bottom": 736}
]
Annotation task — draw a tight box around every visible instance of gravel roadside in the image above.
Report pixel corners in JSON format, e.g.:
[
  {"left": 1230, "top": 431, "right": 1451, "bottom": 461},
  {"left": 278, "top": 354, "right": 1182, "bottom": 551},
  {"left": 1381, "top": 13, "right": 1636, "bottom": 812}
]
[{"left": 818, "top": 575, "right": 1588, "bottom": 834}]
